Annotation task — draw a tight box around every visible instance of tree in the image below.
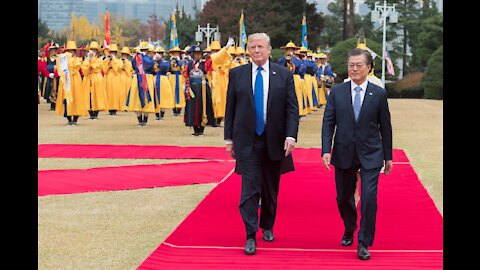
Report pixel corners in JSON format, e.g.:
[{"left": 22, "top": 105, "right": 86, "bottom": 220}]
[
  {"left": 348, "top": 0, "right": 355, "bottom": 37},
  {"left": 38, "top": 19, "right": 51, "bottom": 49},
  {"left": 146, "top": 15, "right": 166, "bottom": 43},
  {"left": 198, "top": 0, "right": 323, "bottom": 49},
  {"left": 328, "top": 37, "right": 382, "bottom": 82},
  {"left": 413, "top": 13, "right": 442, "bottom": 72},
  {"left": 421, "top": 45, "right": 442, "bottom": 99},
  {"left": 117, "top": 17, "right": 149, "bottom": 47},
  {"left": 322, "top": 0, "right": 373, "bottom": 48}
]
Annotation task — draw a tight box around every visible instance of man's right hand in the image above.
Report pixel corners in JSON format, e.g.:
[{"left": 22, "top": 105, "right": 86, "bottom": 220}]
[
  {"left": 226, "top": 144, "right": 235, "bottom": 159},
  {"left": 322, "top": 153, "right": 331, "bottom": 171}
]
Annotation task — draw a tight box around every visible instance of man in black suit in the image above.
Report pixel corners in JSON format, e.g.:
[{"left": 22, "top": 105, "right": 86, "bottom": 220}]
[
  {"left": 321, "top": 48, "right": 393, "bottom": 260},
  {"left": 224, "top": 33, "right": 299, "bottom": 255}
]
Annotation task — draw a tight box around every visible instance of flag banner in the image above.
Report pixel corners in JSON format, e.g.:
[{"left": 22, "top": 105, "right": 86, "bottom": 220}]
[
  {"left": 59, "top": 54, "right": 72, "bottom": 103},
  {"left": 301, "top": 15, "right": 308, "bottom": 49},
  {"left": 385, "top": 47, "right": 395, "bottom": 76},
  {"left": 104, "top": 9, "right": 111, "bottom": 50},
  {"left": 239, "top": 12, "right": 247, "bottom": 50},
  {"left": 170, "top": 12, "right": 179, "bottom": 49}
]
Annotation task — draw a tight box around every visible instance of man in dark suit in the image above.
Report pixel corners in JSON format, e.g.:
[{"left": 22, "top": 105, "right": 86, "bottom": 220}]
[
  {"left": 224, "top": 33, "right": 299, "bottom": 255},
  {"left": 321, "top": 48, "right": 393, "bottom": 260}
]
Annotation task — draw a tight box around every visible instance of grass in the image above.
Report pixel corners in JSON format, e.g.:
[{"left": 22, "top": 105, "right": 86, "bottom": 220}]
[{"left": 38, "top": 98, "right": 442, "bottom": 269}]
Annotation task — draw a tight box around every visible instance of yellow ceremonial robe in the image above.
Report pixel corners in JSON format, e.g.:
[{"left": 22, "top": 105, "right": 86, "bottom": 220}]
[
  {"left": 55, "top": 54, "right": 88, "bottom": 116},
  {"left": 81, "top": 57, "right": 108, "bottom": 111},
  {"left": 104, "top": 57, "right": 124, "bottom": 111}
]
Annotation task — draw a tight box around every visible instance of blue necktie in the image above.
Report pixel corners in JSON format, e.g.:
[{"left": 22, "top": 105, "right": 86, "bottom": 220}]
[
  {"left": 353, "top": 86, "right": 362, "bottom": 121},
  {"left": 254, "top": 66, "right": 265, "bottom": 135}
]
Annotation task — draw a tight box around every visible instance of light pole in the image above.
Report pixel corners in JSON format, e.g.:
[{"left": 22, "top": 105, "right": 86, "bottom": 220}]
[
  {"left": 371, "top": 0, "right": 398, "bottom": 86},
  {"left": 195, "top": 23, "right": 220, "bottom": 48}
]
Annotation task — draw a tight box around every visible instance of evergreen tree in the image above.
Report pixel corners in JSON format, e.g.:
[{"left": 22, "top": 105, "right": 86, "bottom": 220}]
[
  {"left": 421, "top": 45, "right": 442, "bottom": 99},
  {"left": 198, "top": 0, "right": 323, "bottom": 49}
]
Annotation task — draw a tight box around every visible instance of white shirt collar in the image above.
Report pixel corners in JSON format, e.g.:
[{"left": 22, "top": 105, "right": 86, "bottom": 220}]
[
  {"left": 252, "top": 60, "right": 269, "bottom": 73},
  {"left": 351, "top": 79, "right": 369, "bottom": 92}
]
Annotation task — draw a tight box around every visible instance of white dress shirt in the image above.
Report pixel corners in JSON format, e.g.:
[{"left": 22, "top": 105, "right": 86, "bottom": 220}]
[
  {"left": 225, "top": 60, "right": 295, "bottom": 144},
  {"left": 251, "top": 60, "right": 269, "bottom": 125},
  {"left": 351, "top": 79, "right": 369, "bottom": 106}
]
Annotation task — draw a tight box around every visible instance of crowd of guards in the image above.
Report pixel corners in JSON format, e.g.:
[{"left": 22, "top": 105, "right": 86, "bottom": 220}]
[{"left": 38, "top": 38, "right": 338, "bottom": 136}]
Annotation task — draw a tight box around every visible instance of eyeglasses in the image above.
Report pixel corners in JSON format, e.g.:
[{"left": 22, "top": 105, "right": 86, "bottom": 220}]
[{"left": 348, "top": 62, "right": 366, "bottom": 69}]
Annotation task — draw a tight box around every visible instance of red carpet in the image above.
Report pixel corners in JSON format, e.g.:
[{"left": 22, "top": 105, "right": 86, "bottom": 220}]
[
  {"left": 38, "top": 144, "right": 408, "bottom": 162},
  {"left": 138, "top": 160, "right": 442, "bottom": 269},
  {"left": 38, "top": 161, "right": 234, "bottom": 196}
]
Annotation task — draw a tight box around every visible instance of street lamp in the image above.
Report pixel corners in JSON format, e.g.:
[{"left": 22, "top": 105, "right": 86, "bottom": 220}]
[
  {"left": 195, "top": 23, "right": 220, "bottom": 48},
  {"left": 371, "top": 0, "right": 398, "bottom": 86}
]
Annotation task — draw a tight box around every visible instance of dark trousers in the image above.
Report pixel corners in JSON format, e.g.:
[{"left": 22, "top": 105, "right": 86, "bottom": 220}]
[
  {"left": 238, "top": 133, "right": 282, "bottom": 239},
  {"left": 334, "top": 154, "right": 381, "bottom": 246}
]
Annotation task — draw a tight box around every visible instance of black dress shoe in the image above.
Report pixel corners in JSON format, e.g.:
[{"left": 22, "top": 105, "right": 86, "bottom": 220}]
[
  {"left": 357, "top": 242, "right": 371, "bottom": 260},
  {"left": 244, "top": 238, "right": 256, "bottom": 255},
  {"left": 263, "top": 229, "right": 274, "bottom": 242},
  {"left": 342, "top": 232, "right": 354, "bottom": 246}
]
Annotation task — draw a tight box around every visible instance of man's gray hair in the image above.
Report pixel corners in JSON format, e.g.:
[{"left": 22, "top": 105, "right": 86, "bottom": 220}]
[{"left": 248, "top": 33, "right": 272, "bottom": 50}]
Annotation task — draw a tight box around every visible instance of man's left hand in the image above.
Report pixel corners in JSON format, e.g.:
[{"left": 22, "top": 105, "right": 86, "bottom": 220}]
[
  {"left": 284, "top": 139, "right": 295, "bottom": 157},
  {"left": 383, "top": 160, "right": 393, "bottom": 175}
]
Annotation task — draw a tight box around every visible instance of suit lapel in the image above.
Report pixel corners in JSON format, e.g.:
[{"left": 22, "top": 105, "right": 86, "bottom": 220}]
[
  {"left": 246, "top": 63, "right": 254, "bottom": 109},
  {"left": 356, "top": 81, "right": 374, "bottom": 124},
  {"left": 267, "top": 62, "right": 274, "bottom": 113}
]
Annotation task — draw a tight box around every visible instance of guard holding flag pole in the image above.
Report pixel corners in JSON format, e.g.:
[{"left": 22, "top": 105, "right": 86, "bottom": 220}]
[
  {"left": 126, "top": 41, "right": 156, "bottom": 126},
  {"left": 168, "top": 46, "right": 186, "bottom": 117},
  {"left": 153, "top": 46, "right": 174, "bottom": 120},
  {"left": 55, "top": 40, "right": 88, "bottom": 125}
]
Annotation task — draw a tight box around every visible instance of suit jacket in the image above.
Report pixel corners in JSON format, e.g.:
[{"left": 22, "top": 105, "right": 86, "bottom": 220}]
[
  {"left": 321, "top": 81, "right": 392, "bottom": 170},
  {"left": 224, "top": 61, "right": 299, "bottom": 169}
]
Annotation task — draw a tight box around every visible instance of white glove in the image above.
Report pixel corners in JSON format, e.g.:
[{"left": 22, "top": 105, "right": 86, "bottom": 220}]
[
  {"left": 225, "top": 37, "right": 235, "bottom": 48},
  {"left": 49, "top": 73, "right": 54, "bottom": 79}
]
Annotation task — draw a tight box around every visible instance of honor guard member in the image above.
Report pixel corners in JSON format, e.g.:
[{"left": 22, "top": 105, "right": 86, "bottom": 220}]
[
  {"left": 168, "top": 46, "right": 186, "bottom": 117},
  {"left": 294, "top": 47, "right": 309, "bottom": 116},
  {"left": 183, "top": 45, "right": 215, "bottom": 136},
  {"left": 315, "top": 52, "right": 336, "bottom": 103},
  {"left": 126, "top": 41, "right": 156, "bottom": 126},
  {"left": 81, "top": 41, "right": 108, "bottom": 119},
  {"left": 43, "top": 42, "right": 60, "bottom": 110},
  {"left": 55, "top": 40, "right": 88, "bottom": 125},
  {"left": 231, "top": 46, "right": 247, "bottom": 68},
  {"left": 153, "top": 46, "right": 174, "bottom": 120},
  {"left": 119, "top": 46, "right": 134, "bottom": 111},
  {"left": 38, "top": 48, "right": 48, "bottom": 104},
  {"left": 209, "top": 38, "right": 236, "bottom": 127},
  {"left": 278, "top": 41, "right": 307, "bottom": 117},
  {"left": 304, "top": 50, "right": 319, "bottom": 111},
  {"left": 103, "top": 44, "right": 124, "bottom": 115},
  {"left": 181, "top": 46, "right": 193, "bottom": 63}
]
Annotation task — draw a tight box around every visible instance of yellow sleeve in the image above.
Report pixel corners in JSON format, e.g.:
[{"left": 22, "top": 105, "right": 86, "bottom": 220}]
[
  {"left": 211, "top": 47, "right": 232, "bottom": 68},
  {"left": 123, "top": 59, "right": 134, "bottom": 75},
  {"left": 112, "top": 58, "right": 123, "bottom": 74},
  {"left": 81, "top": 59, "right": 91, "bottom": 76}
]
